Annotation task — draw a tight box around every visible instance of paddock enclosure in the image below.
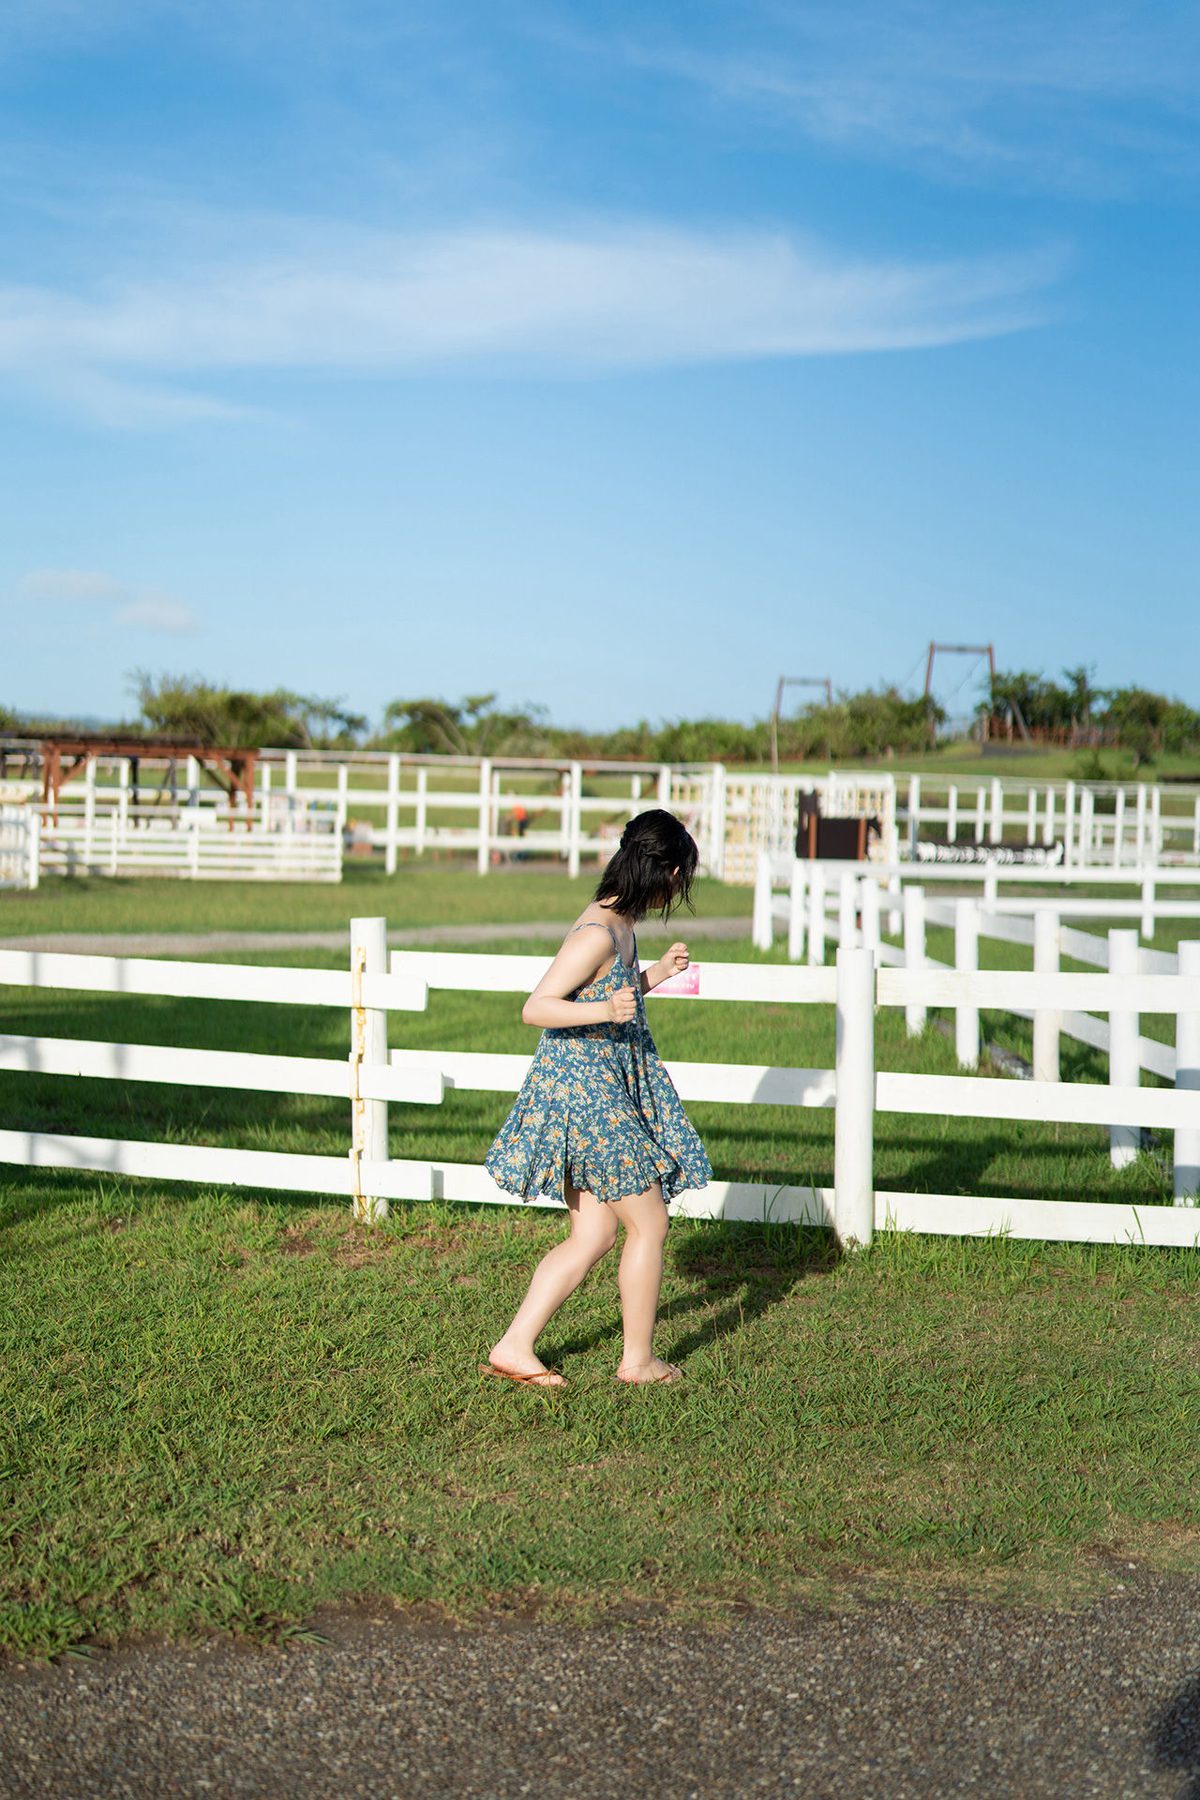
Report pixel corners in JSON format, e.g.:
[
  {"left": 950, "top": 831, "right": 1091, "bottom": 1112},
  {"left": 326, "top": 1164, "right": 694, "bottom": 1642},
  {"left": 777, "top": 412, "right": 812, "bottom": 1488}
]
[
  {"left": 3, "top": 746, "right": 1199, "bottom": 884},
  {"left": 2, "top": 916, "right": 1197, "bottom": 1249}
]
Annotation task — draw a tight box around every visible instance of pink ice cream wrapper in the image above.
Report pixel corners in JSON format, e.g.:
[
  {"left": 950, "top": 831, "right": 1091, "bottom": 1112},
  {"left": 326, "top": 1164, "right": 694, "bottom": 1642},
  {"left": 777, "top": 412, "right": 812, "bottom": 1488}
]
[{"left": 654, "top": 963, "right": 700, "bottom": 997}]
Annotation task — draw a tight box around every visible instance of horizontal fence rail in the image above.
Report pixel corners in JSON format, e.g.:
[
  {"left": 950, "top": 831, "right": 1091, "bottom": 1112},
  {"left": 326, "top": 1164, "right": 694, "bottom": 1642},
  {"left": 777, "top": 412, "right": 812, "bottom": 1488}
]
[
  {"left": 753, "top": 853, "right": 1199, "bottom": 1178},
  {"left": 0, "top": 1033, "right": 445, "bottom": 1104},
  {"left": 0, "top": 949, "right": 427, "bottom": 1012},
  {"left": 2, "top": 920, "right": 1198, "bottom": 1241},
  {"left": 11, "top": 747, "right": 1200, "bottom": 885}
]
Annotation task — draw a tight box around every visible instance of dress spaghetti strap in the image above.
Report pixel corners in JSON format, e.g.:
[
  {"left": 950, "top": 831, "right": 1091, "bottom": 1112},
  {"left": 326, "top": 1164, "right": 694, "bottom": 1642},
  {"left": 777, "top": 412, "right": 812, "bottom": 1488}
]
[{"left": 568, "top": 921, "right": 619, "bottom": 951}]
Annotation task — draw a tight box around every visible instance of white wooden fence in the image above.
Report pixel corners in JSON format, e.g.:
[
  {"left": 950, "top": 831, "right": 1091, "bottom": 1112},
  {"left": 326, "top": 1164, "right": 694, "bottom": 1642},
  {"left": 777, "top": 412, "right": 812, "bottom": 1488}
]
[
  {"left": 753, "top": 853, "right": 1200, "bottom": 1200},
  {"left": 0, "top": 807, "right": 39, "bottom": 890},
  {"left": 755, "top": 852, "right": 1200, "bottom": 954},
  {"left": 2, "top": 920, "right": 1199, "bottom": 1243},
  {"left": 261, "top": 751, "right": 704, "bottom": 880},
  {"left": 37, "top": 804, "right": 342, "bottom": 881},
  {"left": 904, "top": 773, "right": 1200, "bottom": 867},
  {"left": 8, "top": 749, "right": 1200, "bottom": 884}
]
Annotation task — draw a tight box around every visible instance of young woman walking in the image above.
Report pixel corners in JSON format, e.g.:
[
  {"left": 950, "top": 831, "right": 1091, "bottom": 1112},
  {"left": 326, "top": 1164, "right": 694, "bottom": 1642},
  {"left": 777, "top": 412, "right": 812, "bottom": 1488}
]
[{"left": 483, "top": 809, "right": 712, "bottom": 1387}]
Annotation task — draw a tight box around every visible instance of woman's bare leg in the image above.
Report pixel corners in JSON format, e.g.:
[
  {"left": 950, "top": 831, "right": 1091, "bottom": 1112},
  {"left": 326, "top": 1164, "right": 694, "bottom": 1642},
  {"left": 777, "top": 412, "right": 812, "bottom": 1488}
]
[
  {"left": 610, "top": 1182, "right": 680, "bottom": 1384},
  {"left": 488, "top": 1184, "right": 618, "bottom": 1384}
]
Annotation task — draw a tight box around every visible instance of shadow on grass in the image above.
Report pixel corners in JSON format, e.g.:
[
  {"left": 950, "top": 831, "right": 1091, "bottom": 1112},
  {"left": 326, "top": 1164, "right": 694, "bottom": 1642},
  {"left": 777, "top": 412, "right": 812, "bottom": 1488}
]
[
  {"left": 541, "top": 1220, "right": 840, "bottom": 1367},
  {"left": 890, "top": 1129, "right": 1012, "bottom": 1198}
]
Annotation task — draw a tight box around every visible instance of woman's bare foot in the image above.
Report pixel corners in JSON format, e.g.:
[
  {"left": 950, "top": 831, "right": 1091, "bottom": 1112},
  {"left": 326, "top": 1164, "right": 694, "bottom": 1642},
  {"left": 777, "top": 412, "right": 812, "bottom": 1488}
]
[
  {"left": 487, "top": 1339, "right": 566, "bottom": 1387},
  {"left": 615, "top": 1357, "right": 682, "bottom": 1385}
]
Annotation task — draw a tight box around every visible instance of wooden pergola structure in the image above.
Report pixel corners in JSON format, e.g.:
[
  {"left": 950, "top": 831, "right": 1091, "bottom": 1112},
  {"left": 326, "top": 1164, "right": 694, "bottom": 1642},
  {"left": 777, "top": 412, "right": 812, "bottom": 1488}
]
[{"left": 22, "top": 736, "right": 260, "bottom": 826}]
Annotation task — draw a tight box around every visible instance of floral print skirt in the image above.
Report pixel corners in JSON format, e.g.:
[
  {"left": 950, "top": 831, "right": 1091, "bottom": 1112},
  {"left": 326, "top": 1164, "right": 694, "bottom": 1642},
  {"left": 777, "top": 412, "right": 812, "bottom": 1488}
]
[{"left": 485, "top": 980, "right": 713, "bottom": 1207}]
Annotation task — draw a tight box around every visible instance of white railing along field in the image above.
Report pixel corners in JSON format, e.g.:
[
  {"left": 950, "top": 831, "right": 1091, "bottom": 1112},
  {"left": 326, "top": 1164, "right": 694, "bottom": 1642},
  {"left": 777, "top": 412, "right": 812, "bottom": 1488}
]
[
  {"left": 0, "top": 807, "right": 39, "bottom": 891},
  {"left": 2, "top": 921, "right": 1198, "bottom": 1244},
  {"left": 10, "top": 747, "right": 1199, "bottom": 885},
  {"left": 753, "top": 852, "right": 1200, "bottom": 1198},
  {"left": 904, "top": 773, "right": 1200, "bottom": 868},
  {"left": 12, "top": 751, "right": 713, "bottom": 882},
  {"left": 33, "top": 800, "right": 342, "bottom": 882},
  {"left": 754, "top": 851, "right": 1200, "bottom": 954}
]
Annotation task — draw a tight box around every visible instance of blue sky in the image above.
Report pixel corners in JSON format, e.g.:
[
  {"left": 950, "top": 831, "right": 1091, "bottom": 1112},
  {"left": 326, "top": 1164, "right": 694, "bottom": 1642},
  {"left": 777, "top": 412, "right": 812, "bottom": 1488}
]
[{"left": 2, "top": 0, "right": 1197, "bottom": 730}]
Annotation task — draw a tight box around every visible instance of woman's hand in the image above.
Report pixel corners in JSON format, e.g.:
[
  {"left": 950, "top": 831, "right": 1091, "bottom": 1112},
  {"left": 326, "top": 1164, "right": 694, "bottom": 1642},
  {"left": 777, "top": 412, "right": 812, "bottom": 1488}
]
[
  {"left": 658, "top": 942, "right": 689, "bottom": 979},
  {"left": 607, "top": 986, "right": 637, "bottom": 1023}
]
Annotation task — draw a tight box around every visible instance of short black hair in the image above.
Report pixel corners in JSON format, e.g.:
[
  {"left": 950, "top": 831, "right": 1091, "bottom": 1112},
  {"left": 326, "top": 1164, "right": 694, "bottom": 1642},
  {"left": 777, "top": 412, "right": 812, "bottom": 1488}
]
[{"left": 594, "top": 809, "right": 699, "bottom": 923}]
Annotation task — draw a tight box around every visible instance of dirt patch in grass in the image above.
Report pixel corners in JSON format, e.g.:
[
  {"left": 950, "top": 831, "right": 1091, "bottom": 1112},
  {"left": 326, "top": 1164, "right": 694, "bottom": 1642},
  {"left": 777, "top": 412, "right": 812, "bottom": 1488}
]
[{"left": 277, "top": 1227, "right": 318, "bottom": 1257}]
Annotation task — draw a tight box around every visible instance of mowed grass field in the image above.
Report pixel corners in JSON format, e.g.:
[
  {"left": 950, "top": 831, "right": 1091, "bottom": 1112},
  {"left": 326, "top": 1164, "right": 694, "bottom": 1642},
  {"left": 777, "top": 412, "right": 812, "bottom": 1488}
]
[{"left": 3, "top": 864, "right": 1200, "bottom": 1660}]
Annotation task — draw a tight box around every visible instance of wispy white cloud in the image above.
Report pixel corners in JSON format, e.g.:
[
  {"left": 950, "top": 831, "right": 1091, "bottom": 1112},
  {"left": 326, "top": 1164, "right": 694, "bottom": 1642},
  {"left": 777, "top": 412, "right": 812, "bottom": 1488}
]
[
  {"left": 17, "top": 567, "right": 198, "bottom": 631},
  {"left": 0, "top": 214, "right": 1067, "bottom": 424},
  {"left": 33, "top": 367, "right": 270, "bottom": 430},
  {"left": 610, "top": 3, "right": 1200, "bottom": 194},
  {"left": 113, "top": 593, "right": 198, "bottom": 633},
  {"left": 18, "top": 567, "right": 125, "bottom": 603}
]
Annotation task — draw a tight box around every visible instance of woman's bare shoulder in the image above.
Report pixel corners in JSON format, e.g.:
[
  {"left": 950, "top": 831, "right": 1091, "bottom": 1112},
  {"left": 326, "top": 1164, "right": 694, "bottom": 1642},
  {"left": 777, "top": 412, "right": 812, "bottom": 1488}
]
[{"left": 568, "top": 903, "right": 616, "bottom": 937}]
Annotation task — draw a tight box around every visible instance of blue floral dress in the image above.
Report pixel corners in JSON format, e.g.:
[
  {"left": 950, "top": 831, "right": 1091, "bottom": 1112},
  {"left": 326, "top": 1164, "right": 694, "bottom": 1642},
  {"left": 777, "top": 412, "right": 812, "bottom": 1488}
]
[{"left": 485, "top": 921, "right": 713, "bottom": 1205}]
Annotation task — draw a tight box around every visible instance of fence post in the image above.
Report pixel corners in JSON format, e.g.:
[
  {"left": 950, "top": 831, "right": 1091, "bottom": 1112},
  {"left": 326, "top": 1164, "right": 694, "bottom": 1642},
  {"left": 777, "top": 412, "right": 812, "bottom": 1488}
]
[
  {"left": 83, "top": 757, "right": 96, "bottom": 869},
  {"left": 1033, "top": 906, "right": 1060, "bottom": 1083},
  {"left": 947, "top": 783, "right": 958, "bottom": 843},
  {"left": 1064, "top": 780, "right": 1076, "bottom": 868},
  {"left": 975, "top": 784, "right": 986, "bottom": 844},
  {"left": 903, "top": 885, "right": 926, "bottom": 1037},
  {"left": 838, "top": 869, "right": 858, "bottom": 949},
  {"left": 859, "top": 876, "right": 880, "bottom": 955},
  {"left": 752, "top": 851, "right": 773, "bottom": 951},
  {"left": 708, "top": 763, "right": 727, "bottom": 881},
  {"left": 1079, "top": 787, "right": 1093, "bottom": 863},
  {"left": 415, "top": 767, "right": 428, "bottom": 855},
  {"left": 885, "top": 872, "right": 902, "bottom": 939},
  {"left": 955, "top": 898, "right": 980, "bottom": 1070},
  {"left": 568, "top": 761, "right": 583, "bottom": 879},
  {"left": 477, "top": 757, "right": 492, "bottom": 876},
  {"left": 385, "top": 754, "right": 400, "bottom": 876},
  {"left": 1175, "top": 942, "right": 1200, "bottom": 1204},
  {"left": 349, "top": 917, "right": 390, "bottom": 1223},
  {"left": 834, "top": 944, "right": 875, "bottom": 1251},
  {"left": 1113, "top": 789, "right": 1126, "bottom": 866},
  {"left": 908, "top": 775, "right": 921, "bottom": 852},
  {"left": 1109, "top": 929, "right": 1140, "bottom": 1170},
  {"left": 1043, "top": 785, "right": 1056, "bottom": 848},
  {"left": 807, "top": 864, "right": 826, "bottom": 967},
  {"left": 787, "top": 858, "right": 807, "bottom": 962},
  {"left": 989, "top": 777, "right": 1003, "bottom": 845},
  {"left": 1141, "top": 874, "right": 1155, "bottom": 942}
]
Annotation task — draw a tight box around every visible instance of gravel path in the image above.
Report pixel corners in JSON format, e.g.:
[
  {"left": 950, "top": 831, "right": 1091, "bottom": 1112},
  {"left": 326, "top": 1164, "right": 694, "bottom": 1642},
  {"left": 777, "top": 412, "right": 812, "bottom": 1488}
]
[
  {"left": 3, "top": 1572, "right": 1200, "bottom": 1798},
  {"left": 1, "top": 917, "right": 752, "bottom": 957}
]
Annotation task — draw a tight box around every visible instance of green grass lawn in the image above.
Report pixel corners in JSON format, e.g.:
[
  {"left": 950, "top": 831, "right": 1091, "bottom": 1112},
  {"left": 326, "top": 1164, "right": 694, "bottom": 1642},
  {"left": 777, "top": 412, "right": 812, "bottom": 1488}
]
[
  {"left": 3, "top": 871, "right": 1200, "bottom": 1660},
  {"left": 5, "top": 1181, "right": 1200, "bottom": 1661},
  {"left": 0, "top": 863, "right": 752, "bottom": 939}
]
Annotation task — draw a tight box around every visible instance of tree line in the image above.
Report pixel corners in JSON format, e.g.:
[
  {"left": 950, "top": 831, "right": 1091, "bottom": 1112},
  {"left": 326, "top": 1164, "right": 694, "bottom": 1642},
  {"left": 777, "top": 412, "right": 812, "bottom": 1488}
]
[{"left": 4, "top": 667, "right": 1199, "bottom": 766}]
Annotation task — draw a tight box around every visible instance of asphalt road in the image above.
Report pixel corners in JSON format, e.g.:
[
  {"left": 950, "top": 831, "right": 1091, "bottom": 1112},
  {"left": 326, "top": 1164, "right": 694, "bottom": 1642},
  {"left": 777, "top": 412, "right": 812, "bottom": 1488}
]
[{"left": 4, "top": 1571, "right": 1200, "bottom": 1799}]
